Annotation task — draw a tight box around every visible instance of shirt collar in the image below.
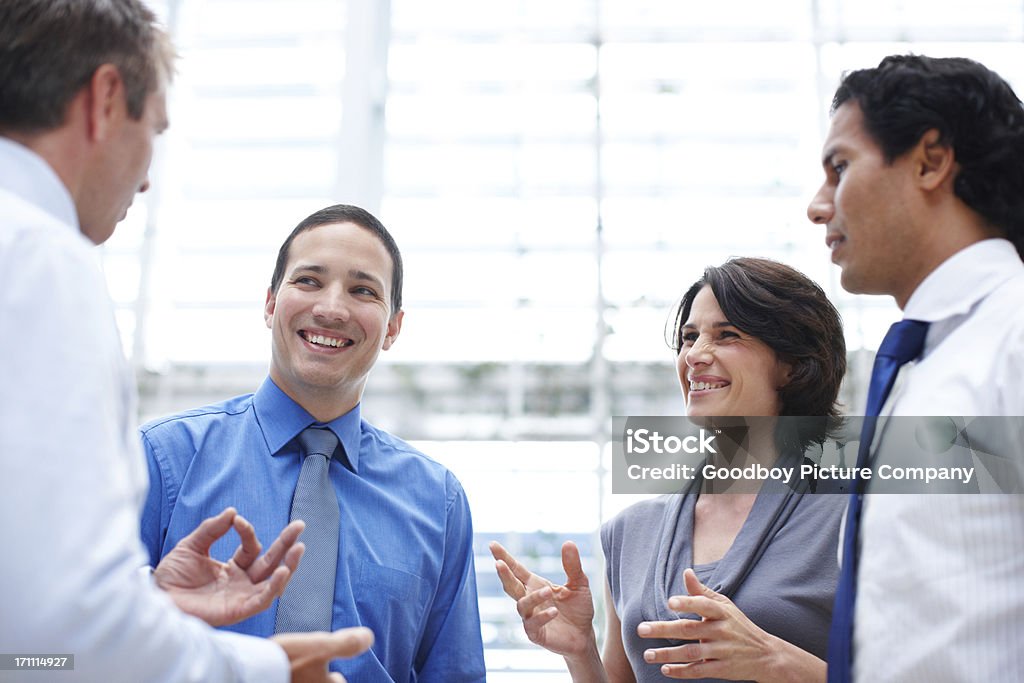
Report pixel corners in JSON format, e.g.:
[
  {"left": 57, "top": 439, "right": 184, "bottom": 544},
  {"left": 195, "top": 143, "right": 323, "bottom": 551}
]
[
  {"left": 903, "top": 239, "right": 1022, "bottom": 322},
  {"left": 253, "top": 378, "right": 362, "bottom": 473},
  {"left": 0, "top": 137, "right": 80, "bottom": 232},
  {"left": 902, "top": 238, "right": 1023, "bottom": 359}
]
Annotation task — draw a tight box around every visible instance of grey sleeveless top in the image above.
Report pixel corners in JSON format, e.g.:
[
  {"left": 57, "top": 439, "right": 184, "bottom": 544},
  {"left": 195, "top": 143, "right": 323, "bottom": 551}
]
[{"left": 601, "top": 470, "right": 843, "bottom": 682}]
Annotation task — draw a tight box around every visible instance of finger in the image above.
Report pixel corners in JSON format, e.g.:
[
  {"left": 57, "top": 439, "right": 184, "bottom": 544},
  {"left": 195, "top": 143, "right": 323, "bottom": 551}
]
[
  {"left": 660, "top": 660, "right": 728, "bottom": 680},
  {"left": 516, "top": 585, "right": 555, "bottom": 619},
  {"left": 523, "top": 605, "right": 559, "bottom": 642},
  {"left": 683, "top": 567, "right": 719, "bottom": 600},
  {"left": 489, "top": 542, "right": 535, "bottom": 587},
  {"left": 249, "top": 545, "right": 305, "bottom": 606},
  {"left": 642, "top": 642, "right": 705, "bottom": 665},
  {"left": 487, "top": 540, "right": 507, "bottom": 561},
  {"left": 275, "top": 627, "right": 375, "bottom": 661},
  {"left": 323, "top": 627, "right": 375, "bottom": 660},
  {"left": 181, "top": 507, "right": 237, "bottom": 554},
  {"left": 246, "top": 520, "right": 305, "bottom": 580},
  {"left": 494, "top": 559, "right": 527, "bottom": 601},
  {"left": 231, "top": 514, "right": 262, "bottom": 569},
  {"left": 666, "top": 594, "right": 727, "bottom": 620},
  {"left": 636, "top": 617, "right": 707, "bottom": 641},
  {"left": 272, "top": 628, "right": 374, "bottom": 670},
  {"left": 237, "top": 566, "right": 290, "bottom": 617},
  {"left": 560, "top": 541, "right": 589, "bottom": 589},
  {"left": 283, "top": 541, "right": 305, "bottom": 575},
  {"left": 266, "top": 561, "right": 294, "bottom": 598}
]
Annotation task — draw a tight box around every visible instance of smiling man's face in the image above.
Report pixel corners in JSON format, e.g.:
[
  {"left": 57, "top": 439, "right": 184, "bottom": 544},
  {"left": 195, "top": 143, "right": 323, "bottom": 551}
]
[{"left": 265, "top": 221, "right": 403, "bottom": 417}]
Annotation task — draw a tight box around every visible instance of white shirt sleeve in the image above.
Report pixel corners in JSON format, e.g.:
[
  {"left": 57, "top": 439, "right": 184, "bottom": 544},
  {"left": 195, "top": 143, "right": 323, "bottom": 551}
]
[{"left": 0, "top": 202, "right": 289, "bottom": 683}]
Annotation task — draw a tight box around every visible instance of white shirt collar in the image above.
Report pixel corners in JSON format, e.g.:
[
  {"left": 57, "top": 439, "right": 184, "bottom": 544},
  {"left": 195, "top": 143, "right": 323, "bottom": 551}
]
[
  {"left": 0, "top": 136, "right": 79, "bottom": 232},
  {"left": 903, "top": 238, "right": 1023, "bottom": 322}
]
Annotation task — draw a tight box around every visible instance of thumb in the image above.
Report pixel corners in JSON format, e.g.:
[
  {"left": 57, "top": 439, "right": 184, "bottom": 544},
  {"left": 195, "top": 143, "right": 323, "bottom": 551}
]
[
  {"left": 327, "top": 627, "right": 375, "bottom": 659},
  {"left": 183, "top": 507, "right": 237, "bottom": 553},
  {"left": 272, "top": 627, "right": 375, "bottom": 669},
  {"left": 683, "top": 567, "right": 718, "bottom": 599},
  {"left": 561, "top": 541, "right": 589, "bottom": 589}
]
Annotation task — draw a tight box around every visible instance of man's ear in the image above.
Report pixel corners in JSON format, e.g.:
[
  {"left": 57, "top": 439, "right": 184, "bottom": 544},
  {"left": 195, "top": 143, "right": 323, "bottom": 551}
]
[
  {"left": 264, "top": 287, "right": 276, "bottom": 329},
  {"left": 915, "top": 128, "right": 957, "bottom": 192},
  {"left": 382, "top": 310, "right": 404, "bottom": 351},
  {"left": 85, "top": 64, "right": 127, "bottom": 143}
]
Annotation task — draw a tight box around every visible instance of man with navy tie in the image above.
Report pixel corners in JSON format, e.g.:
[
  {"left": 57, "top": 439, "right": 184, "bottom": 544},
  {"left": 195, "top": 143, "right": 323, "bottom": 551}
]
[{"left": 807, "top": 55, "right": 1024, "bottom": 682}]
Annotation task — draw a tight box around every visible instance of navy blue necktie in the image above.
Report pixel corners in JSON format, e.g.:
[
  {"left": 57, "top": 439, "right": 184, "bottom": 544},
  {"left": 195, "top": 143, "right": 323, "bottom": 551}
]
[
  {"left": 828, "top": 319, "right": 929, "bottom": 682},
  {"left": 274, "top": 427, "right": 341, "bottom": 632}
]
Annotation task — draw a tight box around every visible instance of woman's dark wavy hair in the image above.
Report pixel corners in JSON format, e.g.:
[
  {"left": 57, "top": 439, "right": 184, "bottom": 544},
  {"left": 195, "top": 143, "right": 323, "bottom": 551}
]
[
  {"left": 668, "top": 257, "right": 846, "bottom": 454},
  {"left": 834, "top": 54, "right": 1024, "bottom": 258}
]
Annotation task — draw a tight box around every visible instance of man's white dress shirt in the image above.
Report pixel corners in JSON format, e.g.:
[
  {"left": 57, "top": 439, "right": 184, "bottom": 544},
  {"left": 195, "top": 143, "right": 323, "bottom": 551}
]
[
  {"left": 855, "top": 239, "right": 1024, "bottom": 682},
  {"left": 0, "top": 137, "right": 289, "bottom": 682}
]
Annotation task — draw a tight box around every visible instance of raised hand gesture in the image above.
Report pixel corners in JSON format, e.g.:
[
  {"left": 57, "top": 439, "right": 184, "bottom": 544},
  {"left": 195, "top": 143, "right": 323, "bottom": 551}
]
[{"left": 154, "top": 507, "right": 305, "bottom": 626}]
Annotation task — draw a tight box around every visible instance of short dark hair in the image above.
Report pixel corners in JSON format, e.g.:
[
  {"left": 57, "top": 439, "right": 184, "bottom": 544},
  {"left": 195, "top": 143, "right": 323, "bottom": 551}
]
[
  {"left": 0, "top": 0, "right": 173, "bottom": 133},
  {"left": 668, "top": 257, "right": 846, "bottom": 452},
  {"left": 833, "top": 54, "right": 1024, "bottom": 257},
  {"left": 270, "top": 204, "right": 403, "bottom": 315}
]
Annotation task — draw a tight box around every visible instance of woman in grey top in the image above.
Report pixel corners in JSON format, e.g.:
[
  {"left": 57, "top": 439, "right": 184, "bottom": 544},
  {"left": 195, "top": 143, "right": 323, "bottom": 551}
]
[{"left": 491, "top": 258, "right": 847, "bottom": 682}]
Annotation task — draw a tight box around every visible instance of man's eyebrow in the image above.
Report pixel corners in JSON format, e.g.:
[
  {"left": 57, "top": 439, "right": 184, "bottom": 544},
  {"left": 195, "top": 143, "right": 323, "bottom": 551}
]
[
  {"left": 350, "top": 269, "right": 385, "bottom": 289},
  {"left": 289, "top": 264, "right": 327, "bottom": 276}
]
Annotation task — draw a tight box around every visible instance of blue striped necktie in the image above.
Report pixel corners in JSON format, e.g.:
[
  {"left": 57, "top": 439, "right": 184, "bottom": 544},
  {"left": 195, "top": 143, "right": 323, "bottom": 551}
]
[
  {"left": 274, "top": 426, "right": 341, "bottom": 632},
  {"left": 827, "top": 319, "right": 929, "bottom": 682}
]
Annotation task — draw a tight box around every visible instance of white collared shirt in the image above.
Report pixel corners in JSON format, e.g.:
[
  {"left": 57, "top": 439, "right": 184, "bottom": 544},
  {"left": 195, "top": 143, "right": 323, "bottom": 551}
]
[
  {"left": 0, "top": 137, "right": 288, "bottom": 682},
  {"left": 854, "top": 239, "right": 1024, "bottom": 681}
]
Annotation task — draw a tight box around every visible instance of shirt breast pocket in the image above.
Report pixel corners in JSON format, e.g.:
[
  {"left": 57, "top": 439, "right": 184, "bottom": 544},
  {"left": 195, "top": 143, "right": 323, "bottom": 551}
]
[{"left": 354, "top": 559, "right": 432, "bottom": 661}]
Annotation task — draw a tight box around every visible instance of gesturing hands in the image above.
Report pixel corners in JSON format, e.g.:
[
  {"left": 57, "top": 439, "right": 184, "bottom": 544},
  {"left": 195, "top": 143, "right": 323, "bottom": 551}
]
[
  {"left": 489, "top": 540, "right": 596, "bottom": 658},
  {"left": 154, "top": 507, "right": 305, "bottom": 627},
  {"left": 636, "top": 568, "right": 823, "bottom": 682}
]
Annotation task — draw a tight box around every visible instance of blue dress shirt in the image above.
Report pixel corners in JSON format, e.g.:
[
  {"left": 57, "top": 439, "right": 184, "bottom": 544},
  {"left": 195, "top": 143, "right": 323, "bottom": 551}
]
[{"left": 140, "top": 378, "right": 486, "bottom": 682}]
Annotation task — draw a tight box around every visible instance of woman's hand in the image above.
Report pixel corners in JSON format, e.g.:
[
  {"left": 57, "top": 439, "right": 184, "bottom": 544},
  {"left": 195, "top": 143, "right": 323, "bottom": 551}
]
[
  {"left": 489, "top": 540, "right": 597, "bottom": 658},
  {"left": 636, "top": 568, "right": 824, "bottom": 682}
]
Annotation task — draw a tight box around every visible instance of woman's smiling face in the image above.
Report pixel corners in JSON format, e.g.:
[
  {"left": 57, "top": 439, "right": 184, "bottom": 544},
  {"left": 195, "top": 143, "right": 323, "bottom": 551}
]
[{"left": 677, "top": 286, "right": 791, "bottom": 418}]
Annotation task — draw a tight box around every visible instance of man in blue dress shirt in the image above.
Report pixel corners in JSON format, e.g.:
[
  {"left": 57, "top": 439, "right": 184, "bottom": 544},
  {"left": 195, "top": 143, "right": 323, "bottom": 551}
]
[{"left": 139, "top": 204, "right": 486, "bottom": 682}]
